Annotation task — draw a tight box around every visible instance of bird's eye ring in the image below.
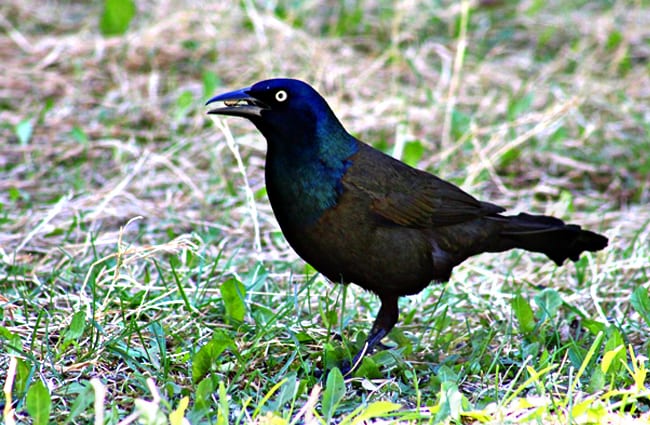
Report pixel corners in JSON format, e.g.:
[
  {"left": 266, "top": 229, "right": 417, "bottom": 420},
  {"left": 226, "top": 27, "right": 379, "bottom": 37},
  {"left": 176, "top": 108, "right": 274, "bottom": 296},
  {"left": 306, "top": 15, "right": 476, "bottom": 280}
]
[{"left": 275, "top": 90, "right": 288, "bottom": 102}]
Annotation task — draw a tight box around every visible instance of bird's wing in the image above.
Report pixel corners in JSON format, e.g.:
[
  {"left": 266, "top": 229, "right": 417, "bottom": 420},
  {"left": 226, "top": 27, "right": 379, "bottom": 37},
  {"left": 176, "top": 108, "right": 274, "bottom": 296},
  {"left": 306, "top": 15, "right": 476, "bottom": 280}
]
[
  {"left": 368, "top": 178, "right": 504, "bottom": 227},
  {"left": 346, "top": 143, "right": 504, "bottom": 228}
]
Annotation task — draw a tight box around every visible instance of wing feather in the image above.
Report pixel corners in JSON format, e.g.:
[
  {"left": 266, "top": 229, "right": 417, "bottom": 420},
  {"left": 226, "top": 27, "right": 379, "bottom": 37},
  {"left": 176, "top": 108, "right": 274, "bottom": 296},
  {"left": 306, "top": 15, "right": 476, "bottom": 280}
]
[{"left": 345, "top": 143, "right": 504, "bottom": 228}]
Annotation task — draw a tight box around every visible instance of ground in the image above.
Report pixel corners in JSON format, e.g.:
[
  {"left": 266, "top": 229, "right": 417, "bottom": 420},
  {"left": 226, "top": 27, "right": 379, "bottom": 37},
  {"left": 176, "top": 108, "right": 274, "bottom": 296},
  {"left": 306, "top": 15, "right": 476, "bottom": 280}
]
[{"left": 1, "top": 0, "right": 649, "bottom": 423}]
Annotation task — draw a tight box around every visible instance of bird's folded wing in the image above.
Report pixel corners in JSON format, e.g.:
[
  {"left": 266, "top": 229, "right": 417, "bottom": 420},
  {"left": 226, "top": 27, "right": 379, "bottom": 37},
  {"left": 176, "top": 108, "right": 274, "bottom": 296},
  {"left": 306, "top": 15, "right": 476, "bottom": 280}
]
[
  {"left": 344, "top": 142, "right": 505, "bottom": 228},
  {"left": 368, "top": 180, "right": 504, "bottom": 228}
]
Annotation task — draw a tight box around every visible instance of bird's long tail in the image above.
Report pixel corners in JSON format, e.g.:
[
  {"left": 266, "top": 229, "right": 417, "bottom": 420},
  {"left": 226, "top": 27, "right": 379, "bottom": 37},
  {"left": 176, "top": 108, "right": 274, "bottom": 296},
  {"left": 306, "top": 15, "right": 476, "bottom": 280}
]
[{"left": 498, "top": 213, "right": 608, "bottom": 265}]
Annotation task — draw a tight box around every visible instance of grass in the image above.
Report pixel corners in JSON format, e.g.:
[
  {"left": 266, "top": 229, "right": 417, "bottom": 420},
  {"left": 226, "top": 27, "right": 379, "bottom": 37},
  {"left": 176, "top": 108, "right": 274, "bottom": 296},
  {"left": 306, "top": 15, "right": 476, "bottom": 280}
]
[{"left": 1, "top": 0, "right": 649, "bottom": 423}]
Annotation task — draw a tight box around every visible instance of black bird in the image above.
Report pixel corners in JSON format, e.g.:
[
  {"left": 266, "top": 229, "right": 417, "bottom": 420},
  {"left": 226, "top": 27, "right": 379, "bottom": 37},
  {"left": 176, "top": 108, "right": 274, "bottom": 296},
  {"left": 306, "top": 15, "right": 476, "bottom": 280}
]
[{"left": 206, "top": 78, "right": 608, "bottom": 375}]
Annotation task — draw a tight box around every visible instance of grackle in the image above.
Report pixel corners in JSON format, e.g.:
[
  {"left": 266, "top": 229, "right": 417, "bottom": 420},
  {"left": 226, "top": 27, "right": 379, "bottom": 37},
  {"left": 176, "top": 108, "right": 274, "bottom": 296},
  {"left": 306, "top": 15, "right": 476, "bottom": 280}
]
[{"left": 206, "top": 78, "right": 608, "bottom": 375}]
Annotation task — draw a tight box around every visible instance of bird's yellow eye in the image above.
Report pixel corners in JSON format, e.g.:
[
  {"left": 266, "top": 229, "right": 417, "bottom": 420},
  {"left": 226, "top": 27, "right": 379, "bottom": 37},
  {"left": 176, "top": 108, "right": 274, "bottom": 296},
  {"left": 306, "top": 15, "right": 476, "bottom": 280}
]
[{"left": 275, "top": 90, "right": 288, "bottom": 102}]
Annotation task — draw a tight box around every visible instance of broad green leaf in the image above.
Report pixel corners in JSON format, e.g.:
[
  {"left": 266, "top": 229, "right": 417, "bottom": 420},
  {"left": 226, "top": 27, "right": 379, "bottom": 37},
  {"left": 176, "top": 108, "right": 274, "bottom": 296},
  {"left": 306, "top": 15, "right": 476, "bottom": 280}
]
[
  {"left": 354, "top": 356, "right": 382, "bottom": 379},
  {"left": 8, "top": 187, "right": 21, "bottom": 202},
  {"left": 605, "top": 327, "right": 624, "bottom": 353},
  {"left": 631, "top": 286, "right": 650, "bottom": 326},
  {"left": 202, "top": 71, "right": 220, "bottom": 98},
  {"left": 15, "top": 119, "right": 33, "bottom": 145},
  {"left": 582, "top": 319, "right": 607, "bottom": 335},
  {"left": 601, "top": 345, "right": 625, "bottom": 374},
  {"left": 0, "top": 326, "right": 22, "bottom": 355},
  {"left": 322, "top": 367, "right": 345, "bottom": 423},
  {"left": 534, "top": 288, "right": 562, "bottom": 321},
  {"left": 451, "top": 109, "right": 471, "bottom": 140},
  {"left": 221, "top": 277, "right": 247, "bottom": 324},
  {"left": 70, "top": 126, "right": 88, "bottom": 144},
  {"left": 193, "top": 376, "right": 216, "bottom": 414},
  {"left": 100, "top": 0, "right": 135, "bottom": 36},
  {"left": 402, "top": 140, "right": 425, "bottom": 167},
  {"left": 434, "top": 380, "right": 464, "bottom": 423},
  {"left": 322, "top": 342, "right": 344, "bottom": 371},
  {"left": 436, "top": 364, "right": 459, "bottom": 383},
  {"left": 606, "top": 30, "right": 623, "bottom": 51},
  {"left": 64, "top": 311, "right": 86, "bottom": 342},
  {"left": 26, "top": 380, "right": 51, "bottom": 425},
  {"left": 602, "top": 329, "right": 626, "bottom": 375},
  {"left": 587, "top": 366, "right": 605, "bottom": 393},
  {"left": 191, "top": 331, "right": 236, "bottom": 383},
  {"left": 498, "top": 147, "right": 521, "bottom": 168},
  {"left": 525, "top": 0, "right": 546, "bottom": 16},
  {"left": 174, "top": 90, "right": 194, "bottom": 121},
  {"left": 511, "top": 294, "right": 535, "bottom": 334},
  {"left": 14, "top": 357, "right": 32, "bottom": 396}
]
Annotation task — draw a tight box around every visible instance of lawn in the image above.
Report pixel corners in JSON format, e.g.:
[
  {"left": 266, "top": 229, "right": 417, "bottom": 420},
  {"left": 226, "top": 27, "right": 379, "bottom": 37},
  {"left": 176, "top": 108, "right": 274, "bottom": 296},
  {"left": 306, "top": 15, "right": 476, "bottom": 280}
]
[{"left": 1, "top": 0, "right": 649, "bottom": 423}]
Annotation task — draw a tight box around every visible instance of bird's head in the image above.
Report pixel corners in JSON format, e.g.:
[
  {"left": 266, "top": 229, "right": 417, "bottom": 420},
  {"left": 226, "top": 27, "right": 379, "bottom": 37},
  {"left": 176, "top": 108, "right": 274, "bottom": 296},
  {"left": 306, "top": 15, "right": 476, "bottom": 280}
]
[{"left": 206, "top": 78, "right": 350, "bottom": 151}]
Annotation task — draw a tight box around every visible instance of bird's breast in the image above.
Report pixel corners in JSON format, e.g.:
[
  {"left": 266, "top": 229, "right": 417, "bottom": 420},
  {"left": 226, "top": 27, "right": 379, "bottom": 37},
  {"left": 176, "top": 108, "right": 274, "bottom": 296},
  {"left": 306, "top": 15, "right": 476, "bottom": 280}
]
[
  {"left": 274, "top": 184, "right": 437, "bottom": 296},
  {"left": 265, "top": 156, "right": 348, "bottom": 227}
]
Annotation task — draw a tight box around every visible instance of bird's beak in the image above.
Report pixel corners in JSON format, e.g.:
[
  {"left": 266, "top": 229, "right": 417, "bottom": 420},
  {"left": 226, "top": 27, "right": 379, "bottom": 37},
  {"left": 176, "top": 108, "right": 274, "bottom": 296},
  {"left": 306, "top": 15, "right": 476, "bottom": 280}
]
[{"left": 205, "top": 87, "right": 268, "bottom": 118}]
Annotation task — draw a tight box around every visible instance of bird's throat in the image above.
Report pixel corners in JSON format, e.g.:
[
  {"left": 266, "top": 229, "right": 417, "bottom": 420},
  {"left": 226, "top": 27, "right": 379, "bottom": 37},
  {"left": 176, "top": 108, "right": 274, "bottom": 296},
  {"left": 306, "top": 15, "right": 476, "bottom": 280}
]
[{"left": 265, "top": 134, "right": 358, "bottom": 227}]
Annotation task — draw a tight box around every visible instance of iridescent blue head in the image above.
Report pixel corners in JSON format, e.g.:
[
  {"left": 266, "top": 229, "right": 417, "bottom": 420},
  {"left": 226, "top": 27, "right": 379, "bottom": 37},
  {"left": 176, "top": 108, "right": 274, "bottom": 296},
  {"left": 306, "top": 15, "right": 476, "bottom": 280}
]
[
  {"left": 207, "top": 78, "right": 359, "bottom": 224},
  {"left": 207, "top": 78, "right": 355, "bottom": 157}
]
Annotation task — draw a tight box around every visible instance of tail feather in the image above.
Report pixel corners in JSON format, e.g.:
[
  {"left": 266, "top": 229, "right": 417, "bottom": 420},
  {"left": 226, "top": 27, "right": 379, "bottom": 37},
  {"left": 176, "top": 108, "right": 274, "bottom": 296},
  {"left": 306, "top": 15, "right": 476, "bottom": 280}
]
[{"left": 500, "top": 213, "right": 608, "bottom": 265}]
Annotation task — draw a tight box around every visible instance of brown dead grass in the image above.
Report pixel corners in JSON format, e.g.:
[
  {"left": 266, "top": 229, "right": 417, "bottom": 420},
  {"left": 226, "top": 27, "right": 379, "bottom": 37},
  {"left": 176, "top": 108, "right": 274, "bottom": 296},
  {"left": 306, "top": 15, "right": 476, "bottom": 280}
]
[
  {"left": 1, "top": 1, "right": 646, "bottom": 250},
  {"left": 2, "top": 0, "right": 646, "bottom": 282}
]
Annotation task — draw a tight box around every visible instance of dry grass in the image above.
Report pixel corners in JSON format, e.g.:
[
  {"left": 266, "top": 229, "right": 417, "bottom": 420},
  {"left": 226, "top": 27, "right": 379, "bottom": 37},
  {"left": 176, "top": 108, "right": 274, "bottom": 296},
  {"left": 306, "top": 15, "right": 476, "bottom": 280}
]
[{"left": 1, "top": 0, "right": 649, "bottom": 423}]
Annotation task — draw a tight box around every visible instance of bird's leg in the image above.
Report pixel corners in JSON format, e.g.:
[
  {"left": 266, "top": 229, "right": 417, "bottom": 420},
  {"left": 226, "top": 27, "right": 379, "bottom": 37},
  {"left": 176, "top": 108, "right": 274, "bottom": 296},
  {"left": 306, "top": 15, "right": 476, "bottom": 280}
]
[{"left": 342, "top": 295, "right": 399, "bottom": 377}]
